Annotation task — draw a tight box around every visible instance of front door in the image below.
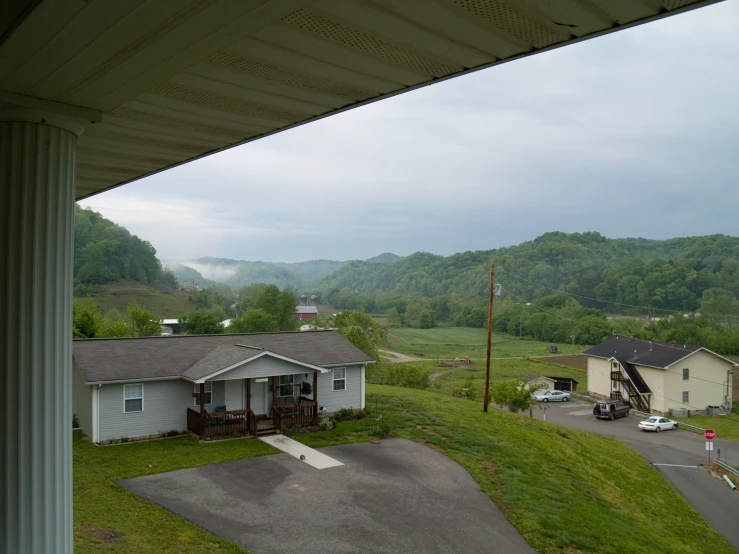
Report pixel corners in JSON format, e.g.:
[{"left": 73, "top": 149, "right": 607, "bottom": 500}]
[
  {"left": 225, "top": 379, "right": 243, "bottom": 411},
  {"left": 250, "top": 379, "right": 268, "bottom": 415}
]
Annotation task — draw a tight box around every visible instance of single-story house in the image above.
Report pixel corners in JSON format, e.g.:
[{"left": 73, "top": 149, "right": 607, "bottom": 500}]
[
  {"left": 520, "top": 373, "right": 579, "bottom": 392},
  {"left": 73, "top": 330, "right": 374, "bottom": 443},
  {"left": 585, "top": 336, "right": 735, "bottom": 416},
  {"left": 160, "top": 318, "right": 182, "bottom": 335}
]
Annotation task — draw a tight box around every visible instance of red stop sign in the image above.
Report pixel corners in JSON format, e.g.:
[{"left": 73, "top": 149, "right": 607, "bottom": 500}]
[{"left": 705, "top": 429, "right": 716, "bottom": 440}]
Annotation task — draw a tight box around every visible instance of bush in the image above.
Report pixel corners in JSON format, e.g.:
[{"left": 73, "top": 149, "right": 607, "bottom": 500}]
[
  {"left": 371, "top": 421, "right": 392, "bottom": 439},
  {"left": 385, "top": 363, "right": 431, "bottom": 389},
  {"left": 166, "top": 429, "right": 181, "bottom": 437},
  {"left": 333, "top": 407, "right": 367, "bottom": 422},
  {"left": 318, "top": 416, "right": 334, "bottom": 432},
  {"left": 72, "top": 413, "right": 80, "bottom": 429}
]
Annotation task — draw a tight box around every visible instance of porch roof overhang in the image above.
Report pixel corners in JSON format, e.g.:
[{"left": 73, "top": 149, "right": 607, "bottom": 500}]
[
  {"left": 187, "top": 349, "right": 330, "bottom": 384},
  {"left": 0, "top": 0, "right": 721, "bottom": 200}
]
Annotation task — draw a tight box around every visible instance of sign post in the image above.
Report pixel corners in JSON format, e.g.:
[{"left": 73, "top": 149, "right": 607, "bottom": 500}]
[{"left": 705, "top": 429, "right": 715, "bottom": 466}]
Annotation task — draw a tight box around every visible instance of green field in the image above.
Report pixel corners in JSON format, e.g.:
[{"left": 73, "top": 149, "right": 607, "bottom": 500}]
[
  {"left": 75, "top": 387, "right": 732, "bottom": 554},
  {"left": 76, "top": 281, "right": 197, "bottom": 318},
  {"left": 385, "top": 326, "right": 590, "bottom": 359}
]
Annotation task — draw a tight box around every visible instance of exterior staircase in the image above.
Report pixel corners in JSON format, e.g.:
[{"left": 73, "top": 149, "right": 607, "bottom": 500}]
[{"left": 610, "top": 371, "right": 650, "bottom": 412}]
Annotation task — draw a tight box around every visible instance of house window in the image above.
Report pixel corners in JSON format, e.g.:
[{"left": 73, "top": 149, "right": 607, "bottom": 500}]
[
  {"left": 193, "top": 382, "right": 212, "bottom": 406},
  {"left": 683, "top": 368, "right": 689, "bottom": 381},
  {"left": 124, "top": 384, "right": 143, "bottom": 413},
  {"left": 612, "top": 381, "right": 619, "bottom": 391},
  {"left": 333, "top": 368, "right": 346, "bottom": 391},
  {"left": 279, "top": 375, "right": 294, "bottom": 397},
  {"left": 682, "top": 391, "right": 689, "bottom": 404},
  {"left": 612, "top": 362, "right": 619, "bottom": 369}
]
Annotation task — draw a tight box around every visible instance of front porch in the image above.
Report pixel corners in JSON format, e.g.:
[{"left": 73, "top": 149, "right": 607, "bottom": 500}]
[{"left": 186, "top": 370, "right": 320, "bottom": 440}]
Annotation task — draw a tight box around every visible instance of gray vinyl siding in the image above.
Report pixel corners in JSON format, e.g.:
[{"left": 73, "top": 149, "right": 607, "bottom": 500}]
[
  {"left": 72, "top": 361, "right": 92, "bottom": 436},
  {"left": 209, "top": 355, "right": 316, "bottom": 380},
  {"left": 97, "top": 380, "right": 192, "bottom": 442},
  {"left": 317, "top": 365, "right": 363, "bottom": 413}
]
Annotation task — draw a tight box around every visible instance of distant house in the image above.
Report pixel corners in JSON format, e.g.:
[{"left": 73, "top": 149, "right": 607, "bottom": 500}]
[
  {"left": 520, "top": 373, "right": 579, "bottom": 392},
  {"left": 160, "top": 318, "right": 182, "bottom": 336},
  {"left": 293, "top": 294, "right": 319, "bottom": 321},
  {"left": 72, "top": 330, "right": 373, "bottom": 443},
  {"left": 584, "top": 336, "right": 735, "bottom": 416}
]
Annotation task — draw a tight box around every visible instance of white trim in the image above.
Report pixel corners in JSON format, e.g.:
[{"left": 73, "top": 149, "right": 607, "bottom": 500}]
[
  {"left": 320, "top": 361, "right": 374, "bottom": 368},
  {"left": 332, "top": 367, "right": 346, "bottom": 391},
  {"left": 84, "top": 376, "right": 179, "bottom": 386},
  {"left": 360, "top": 365, "right": 365, "bottom": 409},
  {"left": 665, "top": 347, "right": 739, "bottom": 369},
  {"left": 193, "top": 382, "right": 213, "bottom": 406},
  {"left": 192, "top": 350, "right": 329, "bottom": 383},
  {"left": 123, "top": 383, "right": 144, "bottom": 413},
  {"left": 91, "top": 386, "right": 100, "bottom": 443}
]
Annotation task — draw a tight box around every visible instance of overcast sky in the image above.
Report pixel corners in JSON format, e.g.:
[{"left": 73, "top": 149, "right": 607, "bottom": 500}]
[{"left": 81, "top": 1, "right": 739, "bottom": 264}]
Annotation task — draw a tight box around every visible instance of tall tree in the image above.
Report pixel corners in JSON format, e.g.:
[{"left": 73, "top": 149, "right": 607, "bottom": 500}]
[
  {"left": 228, "top": 309, "right": 279, "bottom": 333},
  {"left": 179, "top": 310, "right": 224, "bottom": 335},
  {"left": 127, "top": 303, "right": 162, "bottom": 337},
  {"left": 332, "top": 310, "right": 385, "bottom": 360}
]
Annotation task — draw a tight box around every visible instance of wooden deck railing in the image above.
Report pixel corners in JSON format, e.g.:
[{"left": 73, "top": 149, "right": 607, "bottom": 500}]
[
  {"left": 187, "top": 408, "right": 254, "bottom": 440},
  {"left": 272, "top": 402, "right": 317, "bottom": 434}
]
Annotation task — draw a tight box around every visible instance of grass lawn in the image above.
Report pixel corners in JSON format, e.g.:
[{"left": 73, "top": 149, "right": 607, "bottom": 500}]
[
  {"left": 75, "top": 385, "right": 732, "bottom": 554},
  {"left": 347, "top": 385, "right": 733, "bottom": 554},
  {"left": 73, "top": 432, "right": 278, "bottom": 553},
  {"left": 672, "top": 404, "right": 739, "bottom": 443},
  {"left": 75, "top": 281, "right": 197, "bottom": 318},
  {"left": 385, "top": 327, "right": 590, "bottom": 359}
]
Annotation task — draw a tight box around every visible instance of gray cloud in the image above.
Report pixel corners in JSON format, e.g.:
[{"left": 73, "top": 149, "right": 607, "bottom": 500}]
[{"left": 82, "top": 1, "right": 739, "bottom": 262}]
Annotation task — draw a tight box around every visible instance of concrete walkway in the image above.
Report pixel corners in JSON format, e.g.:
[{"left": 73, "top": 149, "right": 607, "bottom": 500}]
[{"left": 260, "top": 434, "right": 343, "bottom": 469}]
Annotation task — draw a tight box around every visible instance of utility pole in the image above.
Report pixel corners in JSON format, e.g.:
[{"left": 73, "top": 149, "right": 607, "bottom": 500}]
[
  {"left": 570, "top": 331, "right": 576, "bottom": 354},
  {"left": 483, "top": 260, "right": 495, "bottom": 412}
]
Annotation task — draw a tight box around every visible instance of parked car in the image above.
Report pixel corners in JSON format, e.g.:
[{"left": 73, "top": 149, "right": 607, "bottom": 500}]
[
  {"left": 638, "top": 416, "right": 678, "bottom": 432},
  {"left": 593, "top": 400, "right": 630, "bottom": 420},
  {"left": 533, "top": 390, "right": 571, "bottom": 402}
]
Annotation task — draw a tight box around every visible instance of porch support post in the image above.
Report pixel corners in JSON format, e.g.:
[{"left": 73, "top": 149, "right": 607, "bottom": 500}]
[
  {"left": 199, "top": 383, "right": 205, "bottom": 415},
  {"left": 246, "top": 378, "right": 251, "bottom": 411},
  {"left": 1, "top": 112, "right": 82, "bottom": 554},
  {"left": 313, "top": 371, "right": 318, "bottom": 407},
  {"left": 272, "top": 376, "right": 277, "bottom": 409}
]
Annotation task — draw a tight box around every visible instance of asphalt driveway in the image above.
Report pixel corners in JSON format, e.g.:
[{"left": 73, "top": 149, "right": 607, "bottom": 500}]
[
  {"left": 119, "top": 438, "right": 536, "bottom": 554},
  {"left": 531, "top": 400, "right": 739, "bottom": 551}
]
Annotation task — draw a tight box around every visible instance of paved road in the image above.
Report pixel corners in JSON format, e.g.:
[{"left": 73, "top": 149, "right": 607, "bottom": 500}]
[
  {"left": 119, "top": 439, "right": 536, "bottom": 554},
  {"left": 531, "top": 400, "right": 739, "bottom": 552}
]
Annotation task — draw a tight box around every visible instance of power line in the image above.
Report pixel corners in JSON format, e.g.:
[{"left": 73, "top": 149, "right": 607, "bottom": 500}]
[{"left": 497, "top": 266, "right": 739, "bottom": 320}]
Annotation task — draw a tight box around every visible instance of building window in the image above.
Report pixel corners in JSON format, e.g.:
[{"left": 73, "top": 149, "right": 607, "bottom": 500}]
[
  {"left": 279, "top": 375, "right": 294, "bottom": 397},
  {"left": 333, "top": 368, "right": 346, "bottom": 391},
  {"left": 124, "top": 384, "right": 143, "bottom": 413},
  {"left": 612, "top": 362, "right": 619, "bottom": 369},
  {"left": 193, "top": 382, "right": 212, "bottom": 406},
  {"left": 682, "top": 391, "right": 689, "bottom": 404},
  {"left": 683, "top": 368, "right": 689, "bottom": 381},
  {"left": 612, "top": 381, "right": 619, "bottom": 391}
]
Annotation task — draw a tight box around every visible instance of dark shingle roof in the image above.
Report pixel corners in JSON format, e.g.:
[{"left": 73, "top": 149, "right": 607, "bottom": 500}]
[
  {"left": 73, "top": 330, "right": 374, "bottom": 383},
  {"left": 584, "top": 336, "right": 699, "bottom": 369}
]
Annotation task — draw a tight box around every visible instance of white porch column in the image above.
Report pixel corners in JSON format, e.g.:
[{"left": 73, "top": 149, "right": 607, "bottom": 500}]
[{"left": 1, "top": 111, "right": 80, "bottom": 554}]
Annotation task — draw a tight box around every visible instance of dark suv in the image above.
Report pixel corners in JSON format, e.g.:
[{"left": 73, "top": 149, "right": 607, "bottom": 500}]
[{"left": 593, "top": 400, "right": 630, "bottom": 420}]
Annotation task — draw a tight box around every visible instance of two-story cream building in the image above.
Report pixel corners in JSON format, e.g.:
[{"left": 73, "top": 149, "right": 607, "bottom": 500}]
[{"left": 585, "top": 336, "right": 735, "bottom": 416}]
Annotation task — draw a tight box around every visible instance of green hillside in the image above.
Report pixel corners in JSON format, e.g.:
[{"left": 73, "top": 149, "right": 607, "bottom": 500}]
[
  {"left": 315, "top": 232, "right": 739, "bottom": 313},
  {"left": 81, "top": 281, "right": 197, "bottom": 317}
]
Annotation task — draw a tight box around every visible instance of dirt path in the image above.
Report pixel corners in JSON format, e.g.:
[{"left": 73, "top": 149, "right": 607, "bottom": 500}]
[{"left": 379, "top": 350, "right": 426, "bottom": 363}]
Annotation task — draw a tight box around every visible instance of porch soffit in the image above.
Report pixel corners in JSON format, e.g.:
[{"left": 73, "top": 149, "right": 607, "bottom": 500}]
[{"left": 0, "top": 0, "right": 720, "bottom": 200}]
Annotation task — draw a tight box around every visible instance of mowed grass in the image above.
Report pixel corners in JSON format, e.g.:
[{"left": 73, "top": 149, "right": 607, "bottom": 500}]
[
  {"left": 74, "top": 386, "right": 733, "bottom": 554},
  {"left": 356, "top": 385, "right": 734, "bottom": 554},
  {"left": 73, "top": 432, "right": 278, "bottom": 553},
  {"left": 76, "top": 281, "right": 197, "bottom": 317},
  {"left": 385, "top": 327, "right": 590, "bottom": 359},
  {"left": 432, "top": 357, "right": 588, "bottom": 397},
  {"left": 672, "top": 404, "right": 739, "bottom": 443}
]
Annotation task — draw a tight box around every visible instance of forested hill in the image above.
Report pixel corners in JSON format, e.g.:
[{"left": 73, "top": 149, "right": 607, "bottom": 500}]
[
  {"left": 74, "top": 206, "right": 176, "bottom": 289},
  {"left": 314, "top": 232, "right": 739, "bottom": 313}
]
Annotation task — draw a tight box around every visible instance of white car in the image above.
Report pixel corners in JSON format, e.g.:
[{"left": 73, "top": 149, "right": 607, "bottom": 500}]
[
  {"left": 638, "top": 416, "right": 678, "bottom": 432},
  {"left": 533, "top": 390, "right": 571, "bottom": 403}
]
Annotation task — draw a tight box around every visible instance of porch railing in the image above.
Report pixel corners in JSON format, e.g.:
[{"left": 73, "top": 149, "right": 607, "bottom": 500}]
[
  {"left": 272, "top": 401, "right": 317, "bottom": 434},
  {"left": 187, "top": 407, "right": 255, "bottom": 440}
]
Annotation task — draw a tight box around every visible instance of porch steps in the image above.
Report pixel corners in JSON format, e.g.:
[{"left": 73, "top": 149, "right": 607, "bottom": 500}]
[{"left": 256, "top": 426, "right": 277, "bottom": 436}]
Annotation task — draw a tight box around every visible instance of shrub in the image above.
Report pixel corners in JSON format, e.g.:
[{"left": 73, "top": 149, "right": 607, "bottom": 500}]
[
  {"left": 385, "top": 363, "right": 431, "bottom": 389},
  {"left": 72, "top": 413, "right": 80, "bottom": 429},
  {"left": 119, "top": 437, "right": 130, "bottom": 443},
  {"left": 371, "top": 421, "right": 392, "bottom": 439},
  {"left": 166, "top": 429, "right": 181, "bottom": 437},
  {"left": 318, "top": 414, "right": 334, "bottom": 432}
]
